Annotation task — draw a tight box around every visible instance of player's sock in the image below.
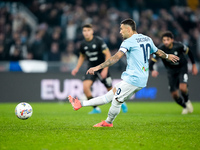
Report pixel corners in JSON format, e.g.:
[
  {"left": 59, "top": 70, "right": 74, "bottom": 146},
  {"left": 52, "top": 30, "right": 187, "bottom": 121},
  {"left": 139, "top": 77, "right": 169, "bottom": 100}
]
[
  {"left": 181, "top": 92, "right": 189, "bottom": 103},
  {"left": 82, "top": 90, "right": 114, "bottom": 107},
  {"left": 105, "top": 98, "right": 122, "bottom": 124},
  {"left": 174, "top": 97, "right": 186, "bottom": 108},
  {"left": 87, "top": 96, "right": 97, "bottom": 108}
]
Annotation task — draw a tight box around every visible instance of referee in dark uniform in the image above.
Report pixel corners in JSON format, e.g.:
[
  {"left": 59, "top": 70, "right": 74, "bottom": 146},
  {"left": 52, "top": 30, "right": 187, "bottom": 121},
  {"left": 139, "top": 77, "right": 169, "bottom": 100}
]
[
  {"left": 71, "top": 24, "right": 127, "bottom": 114},
  {"left": 149, "top": 31, "right": 198, "bottom": 114}
]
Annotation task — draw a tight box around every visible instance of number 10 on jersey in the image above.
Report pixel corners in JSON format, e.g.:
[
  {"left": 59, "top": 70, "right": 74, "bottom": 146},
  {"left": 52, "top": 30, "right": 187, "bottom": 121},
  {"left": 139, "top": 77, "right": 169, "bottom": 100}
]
[{"left": 140, "top": 43, "right": 151, "bottom": 63}]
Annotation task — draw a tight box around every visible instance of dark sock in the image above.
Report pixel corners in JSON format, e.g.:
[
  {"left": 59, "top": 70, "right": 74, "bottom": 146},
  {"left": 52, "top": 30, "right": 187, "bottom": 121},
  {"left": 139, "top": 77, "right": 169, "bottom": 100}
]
[
  {"left": 87, "top": 96, "right": 97, "bottom": 108},
  {"left": 181, "top": 92, "right": 189, "bottom": 103},
  {"left": 87, "top": 96, "right": 93, "bottom": 100},
  {"left": 174, "top": 97, "right": 186, "bottom": 108}
]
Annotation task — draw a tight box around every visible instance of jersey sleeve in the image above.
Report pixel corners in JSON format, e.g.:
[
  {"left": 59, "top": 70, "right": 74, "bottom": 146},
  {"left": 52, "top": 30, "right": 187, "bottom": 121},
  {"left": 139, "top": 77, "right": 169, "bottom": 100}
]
[
  {"left": 98, "top": 38, "right": 108, "bottom": 51},
  {"left": 150, "top": 38, "right": 158, "bottom": 54},
  {"left": 180, "top": 42, "right": 189, "bottom": 54},
  {"left": 119, "top": 41, "right": 129, "bottom": 53},
  {"left": 79, "top": 43, "right": 85, "bottom": 55},
  {"left": 188, "top": 48, "right": 195, "bottom": 64}
]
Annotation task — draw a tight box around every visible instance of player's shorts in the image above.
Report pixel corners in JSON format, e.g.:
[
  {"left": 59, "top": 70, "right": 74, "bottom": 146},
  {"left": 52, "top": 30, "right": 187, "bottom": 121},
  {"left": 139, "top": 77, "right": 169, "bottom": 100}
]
[
  {"left": 114, "top": 80, "right": 143, "bottom": 103},
  {"left": 82, "top": 69, "right": 112, "bottom": 88},
  {"left": 167, "top": 66, "right": 188, "bottom": 92}
]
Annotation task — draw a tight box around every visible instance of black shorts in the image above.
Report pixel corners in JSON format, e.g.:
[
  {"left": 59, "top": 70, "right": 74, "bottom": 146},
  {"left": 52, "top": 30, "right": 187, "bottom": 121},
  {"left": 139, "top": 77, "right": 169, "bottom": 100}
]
[
  {"left": 82, "top": 69, "right": 112, "bottom": 88},
  {"left": 167, "top": 66, "right": 188, "bottom": 92}
]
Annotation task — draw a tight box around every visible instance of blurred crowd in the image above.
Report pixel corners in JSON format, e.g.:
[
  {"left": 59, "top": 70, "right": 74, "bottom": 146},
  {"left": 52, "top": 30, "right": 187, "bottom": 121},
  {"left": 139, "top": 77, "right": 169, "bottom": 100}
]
[{"left": 0, "top": 0, "right": 200, "bottom": 65}]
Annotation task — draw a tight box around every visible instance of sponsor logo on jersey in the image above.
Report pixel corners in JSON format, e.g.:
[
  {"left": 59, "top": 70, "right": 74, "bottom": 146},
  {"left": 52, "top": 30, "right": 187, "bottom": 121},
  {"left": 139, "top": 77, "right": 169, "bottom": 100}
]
[
  {"left": 85, "top": 51, "right": 98, "bottom": 57},
  {"left": 142, "top": 67, "right": 149, "bottom": 71}
]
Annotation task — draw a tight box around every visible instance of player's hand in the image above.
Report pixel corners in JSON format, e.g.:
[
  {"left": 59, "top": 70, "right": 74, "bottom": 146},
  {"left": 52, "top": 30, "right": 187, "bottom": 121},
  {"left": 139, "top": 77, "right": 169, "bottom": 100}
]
[
  {"left": 71, "top": 68, "right": 79, "bottom": 76},
  {"left": 86, "top": 66, "right": 100, "bottom": 75},
  {"left": 192, "top": 64, "right": 198, "bottom": 75},
  {"left": 168, "top": 54, "right": 179, "bottom": 63},
  {"left": 151, "top": 70, "right": 159, "bottom": 78},
  {"left": 86, "top": 67, "right": 96, "bottom": 75}
]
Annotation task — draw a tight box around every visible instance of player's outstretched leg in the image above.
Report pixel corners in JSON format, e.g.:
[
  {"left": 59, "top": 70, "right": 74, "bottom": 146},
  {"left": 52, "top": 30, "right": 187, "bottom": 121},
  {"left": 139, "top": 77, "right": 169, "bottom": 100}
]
[
  {"left": 121, "top": 102, "right": 128, "bottom": 113},
  {"left": 68, "top": 89, "right": 114, "bottom": 111},
  {"left": 68, "top": 95, "right": 82, "bottom": 110}
]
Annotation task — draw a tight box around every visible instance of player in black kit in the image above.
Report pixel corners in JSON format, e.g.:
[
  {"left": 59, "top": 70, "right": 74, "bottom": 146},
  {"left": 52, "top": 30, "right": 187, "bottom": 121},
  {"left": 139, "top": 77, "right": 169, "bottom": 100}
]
[
  {"left": 149, "top": 31, "right": 198, "bottom": 114},
  {"left": 71, "top": 24, "right": 127, "bottom": 114}
]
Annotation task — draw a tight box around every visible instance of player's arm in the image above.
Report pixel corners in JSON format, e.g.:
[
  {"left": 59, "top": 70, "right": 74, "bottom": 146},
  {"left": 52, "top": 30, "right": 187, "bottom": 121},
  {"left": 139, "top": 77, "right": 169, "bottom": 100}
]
[
  {"left": 185, "top": 48, "right": 198, "bottom": 75},
  {"left": 71, "top": 53, "right": 85, "bottom": 76},
  {"left": 155, "top": 49, "right": 179, "bottom": 63},
  {"left": 101, "top": 48, "right": 111, "bottom": 78},
  {"left": 87, "top": 51, "right": 124, "bottom": 75}
]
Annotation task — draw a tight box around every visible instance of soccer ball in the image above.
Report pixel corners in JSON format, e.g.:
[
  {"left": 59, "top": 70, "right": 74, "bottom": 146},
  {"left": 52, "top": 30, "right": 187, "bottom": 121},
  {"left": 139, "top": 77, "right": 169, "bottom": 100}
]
[{"left": 15, "top": 102, "right": 33, "bottom": 120}]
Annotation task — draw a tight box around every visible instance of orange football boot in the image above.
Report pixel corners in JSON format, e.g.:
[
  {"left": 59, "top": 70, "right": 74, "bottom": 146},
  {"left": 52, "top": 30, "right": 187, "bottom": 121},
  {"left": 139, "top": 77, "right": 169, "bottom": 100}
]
[
  {"left": 68, "top": 95, "right": 82, "bottom": 110},
  {"left": 93, "top": 120, "right": 113, "bottom": 127}
]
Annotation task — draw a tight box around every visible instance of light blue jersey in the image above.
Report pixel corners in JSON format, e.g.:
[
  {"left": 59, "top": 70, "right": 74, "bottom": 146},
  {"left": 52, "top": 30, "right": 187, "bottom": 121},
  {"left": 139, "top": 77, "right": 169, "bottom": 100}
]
[{"left": 119, "top": 34, "right": 158, "bottom": 87}]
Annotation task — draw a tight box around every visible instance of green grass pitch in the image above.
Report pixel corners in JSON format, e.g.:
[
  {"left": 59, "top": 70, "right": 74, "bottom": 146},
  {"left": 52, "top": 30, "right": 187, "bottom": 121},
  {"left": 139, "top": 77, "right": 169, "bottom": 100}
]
[{"left": 0, "top": 102, "right": 200, "bottom": 150}]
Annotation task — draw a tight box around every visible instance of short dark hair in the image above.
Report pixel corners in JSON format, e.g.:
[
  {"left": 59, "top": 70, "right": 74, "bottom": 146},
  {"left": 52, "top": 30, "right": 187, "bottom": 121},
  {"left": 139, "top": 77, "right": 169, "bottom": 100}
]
[
  {"left": 161, "top": 31, "right": 174, "bottom": 39},
  {"left": 82, "top": 24, "right": 93, "bottom": 29},
  {"left": 120, "top": 18, "right": 136, "bottom": 31}
]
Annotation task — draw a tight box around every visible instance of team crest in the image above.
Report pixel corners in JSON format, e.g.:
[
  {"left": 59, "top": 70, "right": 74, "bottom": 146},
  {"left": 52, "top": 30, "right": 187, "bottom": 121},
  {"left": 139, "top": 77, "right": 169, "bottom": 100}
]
[
  {"left": 84, "top": 46, "right": 88, "bottom": 50},
  {"left": 92, "top": 44, "right": 96, "bottom": 49}
]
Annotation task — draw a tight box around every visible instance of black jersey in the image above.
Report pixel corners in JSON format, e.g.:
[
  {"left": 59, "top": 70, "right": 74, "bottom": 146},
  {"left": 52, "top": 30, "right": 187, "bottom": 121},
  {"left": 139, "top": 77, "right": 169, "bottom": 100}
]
[
  {"left": 157, "top": 41, "right": 188, "bottom": 71},
  {"left": 80, "top": 36, "right": 108, "bottom": 67}
]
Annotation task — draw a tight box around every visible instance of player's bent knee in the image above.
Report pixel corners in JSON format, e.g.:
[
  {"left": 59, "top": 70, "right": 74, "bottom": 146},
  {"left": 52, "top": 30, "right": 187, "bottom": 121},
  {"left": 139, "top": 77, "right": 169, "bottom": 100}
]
[
  {"left": 111, "top": 98, "right": 123, "bottom": 108},
  {"left": 179, "top": 83, "right": 187, "bottom": 91},
  {"left": 179, "top": 87, "right": 187, "bottom": 93}
]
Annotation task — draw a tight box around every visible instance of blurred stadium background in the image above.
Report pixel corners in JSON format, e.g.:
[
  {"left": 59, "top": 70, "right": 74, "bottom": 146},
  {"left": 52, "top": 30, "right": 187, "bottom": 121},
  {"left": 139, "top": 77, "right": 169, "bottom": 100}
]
[{"left": 0, "top": 0, "right": 199, "bottom": 102}]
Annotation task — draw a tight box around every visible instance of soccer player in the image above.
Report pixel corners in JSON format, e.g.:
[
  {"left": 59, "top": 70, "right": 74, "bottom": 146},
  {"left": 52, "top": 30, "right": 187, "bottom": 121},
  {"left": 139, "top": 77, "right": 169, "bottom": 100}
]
[
  {"left": 71, "top": 24, "right": 128, "bottom": 114},
  {"left": 68, "top": 18, "right": 179, "bottom": 127},
  {"left": 149, "top": 31, "right": 198, "bottom": 114}
]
